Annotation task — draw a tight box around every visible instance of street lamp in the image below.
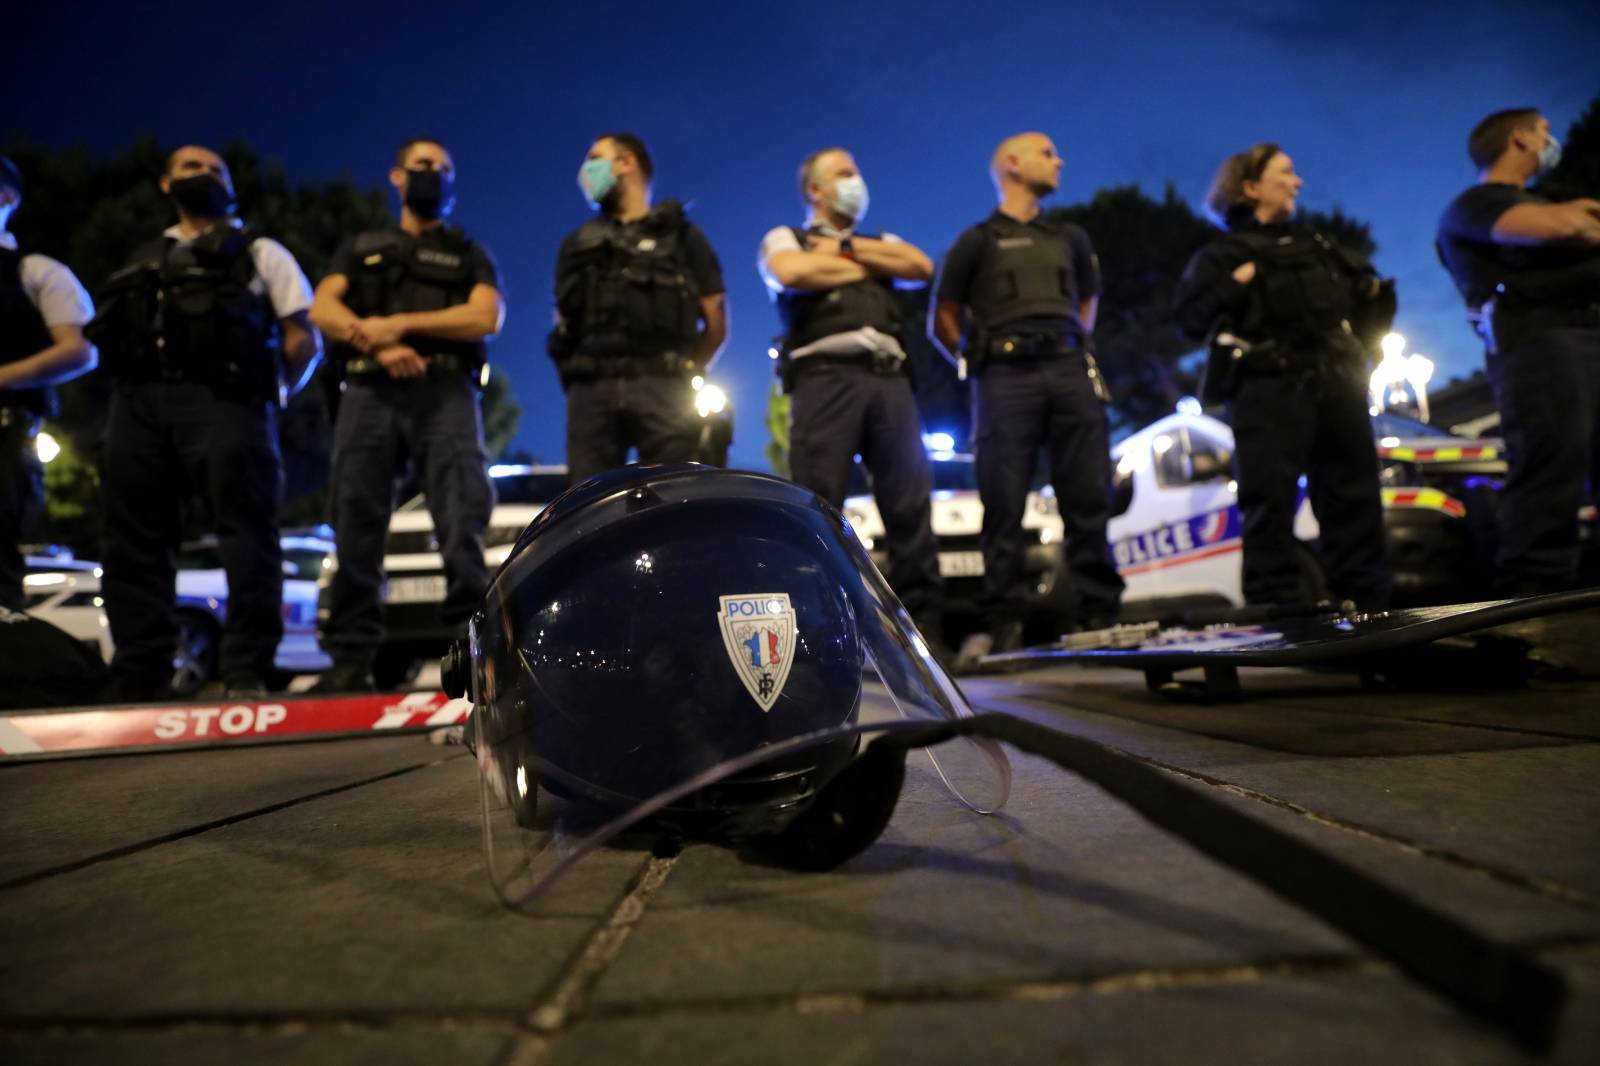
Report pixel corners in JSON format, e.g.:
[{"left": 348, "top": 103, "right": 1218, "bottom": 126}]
[{"left": 35, "top": 431, "right": 60, "bottom": 464}]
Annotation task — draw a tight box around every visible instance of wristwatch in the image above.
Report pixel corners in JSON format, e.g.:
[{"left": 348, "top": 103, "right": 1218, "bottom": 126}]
[{"left": 839, "top": 236, "right": 855, "bottom": 257}]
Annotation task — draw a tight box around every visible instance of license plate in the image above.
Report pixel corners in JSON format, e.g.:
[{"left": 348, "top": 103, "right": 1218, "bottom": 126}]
[
  {"left": 385, "top": 575, "right": 447, "bottom": 603},
  {"left": 938, "top": 551, "right": 984, "bottom": 577}
]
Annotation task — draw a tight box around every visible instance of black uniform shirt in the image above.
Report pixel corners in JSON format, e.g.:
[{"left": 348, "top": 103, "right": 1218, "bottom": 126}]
[
  {"left": 553, "top": 216, "right": 725, "bottom": 299},
  {"left": 936, "top": 210, "right": 1099, "bottom": 338},
  {"left": 1437, "top": 184, "right": 1599, "bottom": 308}
]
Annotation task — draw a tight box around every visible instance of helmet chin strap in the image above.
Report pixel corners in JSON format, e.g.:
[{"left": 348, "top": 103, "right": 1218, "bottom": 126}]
[{"left": 762, "top": 712, "right": 1563, "bottom": 1053}]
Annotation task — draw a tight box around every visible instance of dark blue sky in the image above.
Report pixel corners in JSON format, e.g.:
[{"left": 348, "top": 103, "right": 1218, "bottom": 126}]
[{"left": 13, "top": 0, "right": 1599, "bottom": 467}]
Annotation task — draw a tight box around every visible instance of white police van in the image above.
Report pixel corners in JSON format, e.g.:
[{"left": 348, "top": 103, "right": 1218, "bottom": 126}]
[{"left": 1108, "top": 409, "right": 1509, "bottom": 618}]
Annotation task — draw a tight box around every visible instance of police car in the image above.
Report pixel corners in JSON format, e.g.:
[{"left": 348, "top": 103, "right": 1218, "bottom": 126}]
[
  {"left": 338, "top": 464, "right": 571, "bottom": 687},
  {"left": 24, "top": 531, "right": 335, "bottom": 695},
  {"left": 842, "top": 439, "right": 1067, "bottom": 622},
  {"left": 1107, "top": 409, "right": 1509, "bottom": 618},
  {"left": 173, "top": 531, "right": 336, "bottom": 688},
  {"left": 22, "top": 553, "right": 111, "bottom": 661}
]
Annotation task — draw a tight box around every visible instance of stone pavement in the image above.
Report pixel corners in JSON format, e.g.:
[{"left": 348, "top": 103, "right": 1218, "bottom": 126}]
[{"left": 1, "top": 665, "right": 1596, "bottom": 1064}]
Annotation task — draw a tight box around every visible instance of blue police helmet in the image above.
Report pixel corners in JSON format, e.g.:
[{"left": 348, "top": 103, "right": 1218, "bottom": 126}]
[{"left": 472, "top": 464, "right": 881, "bottom": 834}]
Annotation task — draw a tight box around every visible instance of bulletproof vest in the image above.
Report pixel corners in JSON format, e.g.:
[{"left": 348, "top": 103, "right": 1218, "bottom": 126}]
[
  {"left": 774, "top": 227, "right": 901, "bottom": 351},
  {"left": 968, "top": 218, "right": 1078, "bottom": 333},
  {"left": 90, "top": 227, "right": 278, "bottom": 398},
  {"left": 1226, "top": 227, "right": 1356, "bottom": 347},
  {"left": 557, "top": 200, "right": 702, "bottom": 357},
  {"left": 341, "top": 226, "right": 486, "bottom": 365},
  {"left": 0, "top": 246, "right": 58, "bottom": 417}
]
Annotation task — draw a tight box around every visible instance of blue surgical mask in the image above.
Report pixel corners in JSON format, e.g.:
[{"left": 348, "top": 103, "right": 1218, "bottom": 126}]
[
  {"left": 1538, "top": 135, "right": 1562, "bottom": 174},
  {"left": 580, "top": 158, "right": 617, "bottom": 209},
  {"left": 831, "top": 175, "right": 869, "bottom": 221}
]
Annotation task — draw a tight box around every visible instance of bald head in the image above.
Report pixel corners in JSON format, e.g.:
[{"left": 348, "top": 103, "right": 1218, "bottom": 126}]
[{"left": 991, "top": 132, "right": 1062, "bottom": 199}]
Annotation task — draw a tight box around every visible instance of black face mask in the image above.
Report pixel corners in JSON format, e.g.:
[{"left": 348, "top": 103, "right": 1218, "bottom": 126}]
[
  {"left": 168, "top": 174, "right": 236, "bottom": 219},
  {"left": 404, "top": 168, "right": 455, "bottom": 220}
]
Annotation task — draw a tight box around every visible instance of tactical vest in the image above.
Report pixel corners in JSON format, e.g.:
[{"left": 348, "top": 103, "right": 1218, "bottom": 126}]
[
  {"left": 968, "top": 219, "right": 1079, "bottom": 333},
  {"left": 0, "top": 246, "right": 58, "bottom": 417},
  {"left": 1224, "top": 227, "right": 1358, "bottom": 350},
  {"left": 774, "top": 227, "right": 901, "bottom": 351},
  {"left": 89, "top": 226, "right": 279, "bottom": 401},
  {"left": 340, "top": 226, "right": 486, "bottom": 366},
  {"left": 556, "top": 201, "right": 702, "bottom": 358}
]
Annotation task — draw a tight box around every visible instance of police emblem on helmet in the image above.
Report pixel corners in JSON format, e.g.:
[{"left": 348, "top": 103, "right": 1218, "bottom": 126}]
[{"left": 718, "top": 593, "right": 796, "bottom": 711}]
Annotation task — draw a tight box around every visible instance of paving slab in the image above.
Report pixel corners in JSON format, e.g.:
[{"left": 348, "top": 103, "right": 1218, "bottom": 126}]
[
  {"left": 0, "top": 754, "right": 643, "bottom": 1020},
  {"left": 550, "top": 965, "right": 1577, "bottom": 1066},
  {"left": 589, "top": 739, "right": 1596, "bottom": 1009},
  {"left": 968, "top": 677, "right": 1600, "bottom": 900},
  {"left": 1005, "top": 670, "right": 1594, "bottom": 755},
  {"left": 0, "top": 736, "right": 445, "bottom": 886},
  {"left": 0, "top": 1029, "right": 513, "bottom": 1066}
]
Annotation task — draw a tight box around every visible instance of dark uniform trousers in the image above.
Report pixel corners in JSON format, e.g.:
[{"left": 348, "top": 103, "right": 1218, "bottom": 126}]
[
  {"left": 1228, "top": 366, "right": 1390, "bottom": 607},
  {"left": 789, "top": 361, "right": 942, "bottom": 621},
  {"left": 565, "top": 374, "right": 700, "bottom": 486},
  {"left": 974, "top": 357, "right": 1123, "bottom": 627},
  {"left": 103, "top": 381, "right": 284, "bottom": 685},
  {"left": 323, "top": 372, "right": 494, "bottom": 667},
  {"left": 1484, "top": 310, "right": 1600, "bottom": 593},
  {"left": 0, "top": 409, "right": 45, "bottom": 610}
]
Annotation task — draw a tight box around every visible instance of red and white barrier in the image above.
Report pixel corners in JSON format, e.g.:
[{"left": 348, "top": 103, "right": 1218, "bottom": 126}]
[{"left": 0, "top": 691, "right": 470, "bottom": 760}]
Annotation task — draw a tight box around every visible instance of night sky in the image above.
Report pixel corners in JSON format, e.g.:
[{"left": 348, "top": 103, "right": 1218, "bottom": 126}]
[{"left": 13, "top": 0, "right": 1599, "bottom": 468}]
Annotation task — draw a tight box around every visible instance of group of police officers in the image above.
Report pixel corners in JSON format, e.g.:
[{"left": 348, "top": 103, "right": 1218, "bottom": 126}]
[{"left": 1, "top": 108, "right": 1596, "bottom": 697}]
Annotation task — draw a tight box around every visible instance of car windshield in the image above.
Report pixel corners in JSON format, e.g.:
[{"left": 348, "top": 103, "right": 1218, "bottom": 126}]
[{"left": 1371, "top": 413, "right": 1457, "bottom": 439}]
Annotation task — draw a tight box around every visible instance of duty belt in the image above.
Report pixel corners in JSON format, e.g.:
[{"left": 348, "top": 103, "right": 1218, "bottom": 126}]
[
  {"left": 345, "top": 353, "right": 482, "bottom": 380},
  {"left": 565, "top": 352, "right": 697, "bottom": 379},
  {"left": 987, "top": 334, "right": 1083, "bottom": 360},
  {"left": 790, "top": 349, "right": 906, "bottom": 378}
]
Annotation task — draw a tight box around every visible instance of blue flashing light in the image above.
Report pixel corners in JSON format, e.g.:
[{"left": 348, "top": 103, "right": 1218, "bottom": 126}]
[
  {"left": 922, "top": 432, "right": 956, "bottom": 452},
  {"left": 488, "top": 464, "right": 522, "bottom": 478}
]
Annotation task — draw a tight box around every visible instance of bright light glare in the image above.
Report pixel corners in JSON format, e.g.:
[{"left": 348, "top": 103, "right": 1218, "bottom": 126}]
[
  {"left": 922, "top": 432, "right": 956, "bottom": 452},
  {"left": 35, "top": 432, "right": 60, "bottom": 463},
  {"left": 695, "top": 384, "right": 727, "bottom": 417},
  {"left": 1175, "top": 396, "right": 1202, "bottom": 415},
  {"left": 1152, "top": 434, "right": 1173, "bottom": 455}
]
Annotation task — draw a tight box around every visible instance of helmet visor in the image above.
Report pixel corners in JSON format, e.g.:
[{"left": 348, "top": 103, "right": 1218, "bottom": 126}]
[{"left": 468, "top": 467, "right": 1011, "bottom": 909}]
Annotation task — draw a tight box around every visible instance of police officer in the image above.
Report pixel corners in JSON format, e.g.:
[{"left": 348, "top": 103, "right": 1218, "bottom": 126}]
[
  {"left": 551, "top": 133, "right": 727, "bottom": 484},
  {"left": 932, "top": 133, "right": 1123, "bottom": 666},
  {"left": 94, "top": 145, "right": 320, "bottom": 700},
  {"left": 759, "top": 147, "right": 945, "bottom": 645},
  {"left": 310, "top": 138, "right": 504, "bottom": 693},
  {"left": 1173, "top": 142, "right": 1392, "bottom": 610},
  {"left": 0, "top": 157, "right": 97, "bottom": 609},
  {"left": 1437, "top": 109, "right": 1600, "bottom": 595}
]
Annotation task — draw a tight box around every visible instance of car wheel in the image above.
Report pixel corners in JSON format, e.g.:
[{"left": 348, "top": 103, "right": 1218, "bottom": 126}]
[{"left": 172, "top": 610, "right": 221, "bottom": 697}]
